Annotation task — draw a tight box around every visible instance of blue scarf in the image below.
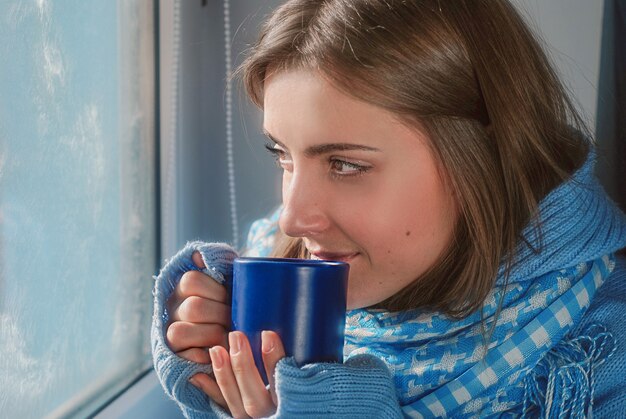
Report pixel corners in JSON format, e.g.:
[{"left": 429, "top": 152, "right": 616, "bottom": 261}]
[
  {"left": 245, "top": 151, "right": 626, "bottom": 417},
  {"left": 342, "top": 152, "right": 626, "bottom": 417}
]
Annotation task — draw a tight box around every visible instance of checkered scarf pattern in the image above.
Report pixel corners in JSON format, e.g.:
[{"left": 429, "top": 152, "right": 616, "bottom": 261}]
[{"left": 344, "top": 255, "right": 614, "bottom": 417}]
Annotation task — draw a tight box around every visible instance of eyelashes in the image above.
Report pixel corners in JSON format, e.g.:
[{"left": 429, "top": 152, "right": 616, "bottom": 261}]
[
  {"left": 264, "top": 142, "right": 372, "bottom": 178},
  {"left": 264, "top": 142, "right": 285, "bottom": 162},
  {"left": 264, "top": 143, "right": 290, "bottom": 171},
  {"left": 328, "top": 159, "right": 371, "bottom": 178}
]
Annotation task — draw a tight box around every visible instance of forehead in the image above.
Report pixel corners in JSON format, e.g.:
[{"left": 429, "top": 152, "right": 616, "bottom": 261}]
[{"left": 263, "top": 69, "right": 408, "bottom": 137}]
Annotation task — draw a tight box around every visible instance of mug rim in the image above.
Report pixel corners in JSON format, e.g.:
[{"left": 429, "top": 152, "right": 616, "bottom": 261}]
[{"left": 234, "top": 256, "right": 348, "bottom": 268}]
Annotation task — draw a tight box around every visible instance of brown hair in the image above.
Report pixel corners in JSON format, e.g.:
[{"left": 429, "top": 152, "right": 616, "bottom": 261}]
[{"left": 238, "top": 0, "right": 589, "bottom": 317}]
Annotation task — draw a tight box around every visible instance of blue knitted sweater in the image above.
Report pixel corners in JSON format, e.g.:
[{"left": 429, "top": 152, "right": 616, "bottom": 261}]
[{"left": 152, "top": 153, "right": 626, "bottom": 418}]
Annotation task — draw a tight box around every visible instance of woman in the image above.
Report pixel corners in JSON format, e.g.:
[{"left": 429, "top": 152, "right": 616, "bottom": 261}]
[{"left": 152, "top": 0, "right": 626, "bottom": 417}]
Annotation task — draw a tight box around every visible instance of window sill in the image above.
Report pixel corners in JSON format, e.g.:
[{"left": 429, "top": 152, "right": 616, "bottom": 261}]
[{"left": 94, "top": 369, "right": 183, "bottom": 419}]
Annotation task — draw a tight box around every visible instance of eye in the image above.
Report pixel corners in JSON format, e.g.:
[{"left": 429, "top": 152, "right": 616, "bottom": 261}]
[
  {"left": 264, "top": 143, "right": 293, "bottom": 171},
  {"left": 264, "top": 142, "right": 282, "bottom": 160},
  {"left": 329, "top": 158, "right": 372, "bottom": 177}
]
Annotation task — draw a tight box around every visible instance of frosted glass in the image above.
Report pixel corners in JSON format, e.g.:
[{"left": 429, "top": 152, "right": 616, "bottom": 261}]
[{"left": 0, "top": 1, "right": 156, "bottom": 417}]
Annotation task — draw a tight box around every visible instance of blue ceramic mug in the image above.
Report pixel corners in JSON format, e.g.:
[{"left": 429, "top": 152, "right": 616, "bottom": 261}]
[{"left": 231, "top": 257, "right": 349, "bottom": 384}]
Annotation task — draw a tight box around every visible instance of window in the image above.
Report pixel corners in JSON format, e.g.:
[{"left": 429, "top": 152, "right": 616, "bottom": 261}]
[{"left": 0, "top": 2, "right": 156, "bottom": 417}]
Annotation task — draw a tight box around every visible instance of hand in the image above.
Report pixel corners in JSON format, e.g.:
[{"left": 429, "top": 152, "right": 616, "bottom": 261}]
[
  {"left": 191, "top": 330, "right": 286, "bottom": 418},
  {"left": 164, "top": 252, "right": 231, "bottom": 396}
]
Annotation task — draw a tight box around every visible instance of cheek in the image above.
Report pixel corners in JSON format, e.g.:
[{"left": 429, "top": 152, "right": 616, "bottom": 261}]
[{"left": 364, "top": 181, "right": 456, "bottom": 266}]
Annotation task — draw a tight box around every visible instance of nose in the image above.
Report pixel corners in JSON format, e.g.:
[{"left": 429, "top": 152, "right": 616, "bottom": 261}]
[{"left": 279, "top": 170, "right": 330, "bottom": 238}]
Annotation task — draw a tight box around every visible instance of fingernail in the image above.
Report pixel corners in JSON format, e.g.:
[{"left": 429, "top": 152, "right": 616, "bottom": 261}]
[
  {"left": 189, "top": 376, "right": 200, "bottom": 388},
  {"left": 262, "top": 331, "right": 274, "bottom": 354},
  {"left": 210, "top": 347, "right": 223, "bottom": 369},
  {"left": 229, "top": 332, "right": 241, "bottom": 355}
]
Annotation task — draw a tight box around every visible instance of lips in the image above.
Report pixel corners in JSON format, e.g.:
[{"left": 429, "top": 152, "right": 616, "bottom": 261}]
[{"left": 309, "top": 250, "right": 359, "bottom": 263}]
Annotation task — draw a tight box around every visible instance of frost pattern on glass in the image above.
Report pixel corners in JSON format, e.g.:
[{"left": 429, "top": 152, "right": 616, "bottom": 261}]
[{"left": 0, "top": 1, "right": 156, "bottom": 417}]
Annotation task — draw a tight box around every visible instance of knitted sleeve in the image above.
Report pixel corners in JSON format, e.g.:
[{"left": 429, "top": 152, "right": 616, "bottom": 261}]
[
  {"left": 272, "top": 355, "right": 403, "bottom": 418},
  {"left": 151, "top": 241, "right": 238, "bottom": 419}
]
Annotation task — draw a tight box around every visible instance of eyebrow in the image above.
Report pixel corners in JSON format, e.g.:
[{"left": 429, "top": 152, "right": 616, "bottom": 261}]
[{"left": 263, "top": 129, "right": 381, "bottom": 156}]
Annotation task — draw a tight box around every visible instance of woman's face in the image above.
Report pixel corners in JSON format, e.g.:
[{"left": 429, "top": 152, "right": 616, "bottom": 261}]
[{"left": 263, "top": 70, "right": 458, "bottom": 310}]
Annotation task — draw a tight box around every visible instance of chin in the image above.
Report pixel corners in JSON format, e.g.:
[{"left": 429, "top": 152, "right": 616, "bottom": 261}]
[
  {"left": 345, "top": 270, "right": 389, "bottom": 310},
  {"left": 346, "top": 293, "right": 381, "bottom": 311}
]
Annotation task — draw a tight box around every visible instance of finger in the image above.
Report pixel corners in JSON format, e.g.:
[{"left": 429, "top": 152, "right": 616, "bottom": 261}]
[
  {"left": 168, "top": 270, "right": 229, "bottom": 313},
  {"left": 210, "top": 346, "right": 250, "bottom": 419},
  {"left": 229, "top": 332, "right": 276, "bottom": 418},
  {"left": 166, "top": 321, "right": 228, "bottom": 352},
  {"left": 189, "top": 373, "right": 228, "bottom": 409},
  {"left": 192, "top": 251, "right": 206, "bottom": 269},
  {"left": 169, "top": 296, "right": 231, "bottom": 325},
  {"left": 261, "top": 331, "right": 286, "bottom": 406},
  {"left": 176, "top": 347, "right": 211, "bottom": 364},
  {"left": 176, "top": 270, "right": 229, "bottom": 303}
]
